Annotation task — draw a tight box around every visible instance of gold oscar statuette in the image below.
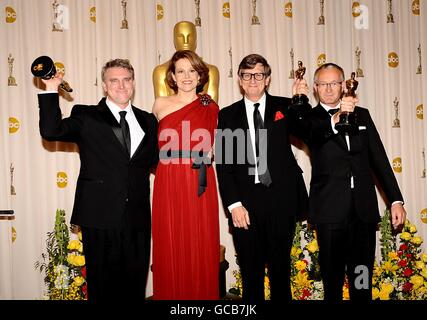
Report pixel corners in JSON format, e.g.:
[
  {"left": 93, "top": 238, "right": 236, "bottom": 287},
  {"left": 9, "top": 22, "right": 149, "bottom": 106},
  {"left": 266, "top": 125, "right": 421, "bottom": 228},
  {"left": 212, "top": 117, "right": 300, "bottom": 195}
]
[
  {"left": 52, "top": 0, "right": 63, "bottom": 32},
  {"left": 318, "top": 0, "right": 325, "bottom": 25},
  {"left": 387, "top": 0, "right": 394, "bottom": 23},
  {"left": 31, "top": 56, "right": 73, "bottom": 93},
  {"left": 251, "top": 0, "right": 260, "bottom": 25},
  {"left": 10, "top": 163, "right": 16, "bottom": 195},
  {"left": 152, "top": 21, "right": 219, "bottom": 103},
  {"left": 392, "top": 97, "right": 400, "bottom": 128},
  {"left": 8, "top": 54, "right": 17, "bottom": 86},
  {"left": 417, "top": 44, "right": 422, "bottom": 75},
  {"left": 121, "top": 0, "right": 128, "bottom": 29},
  {"left": 422, "top": 148, "right": 426, "bottom": 178},
  {"left": 335, "top": 72, "right": 358, "bottom": 135},
  {"left": 228, "top": 47, "right": 233, "bottom": 78},
  {"left": 289, "top": 48, "right": 295, "bottom": 79},
  {"left": 291, "top": 61, "right": 309, "bottom": 106},
  {"left": 355, "top": 47, "right": 364, "bottom": 78},
  {"left": 194, "top": 0, "right": 201, "bottom": 27}
]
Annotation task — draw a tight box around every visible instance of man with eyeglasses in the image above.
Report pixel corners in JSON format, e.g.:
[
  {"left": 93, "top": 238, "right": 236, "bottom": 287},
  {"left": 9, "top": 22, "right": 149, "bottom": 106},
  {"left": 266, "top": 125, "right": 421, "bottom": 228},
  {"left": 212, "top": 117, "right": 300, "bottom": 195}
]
[
  {"left": 216, "top": 54, "right": 309, "bottom": 301},
  {"left": 300, "top": 62, "right": 406, "bottom": 300}
]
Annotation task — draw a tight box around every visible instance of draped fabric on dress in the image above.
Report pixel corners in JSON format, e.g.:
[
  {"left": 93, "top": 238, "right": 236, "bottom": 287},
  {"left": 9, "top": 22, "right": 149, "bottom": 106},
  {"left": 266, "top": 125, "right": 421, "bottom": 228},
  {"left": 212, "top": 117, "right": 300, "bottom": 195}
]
[{"left": 152, "top": 95, "right": 219, "bottom": 300}]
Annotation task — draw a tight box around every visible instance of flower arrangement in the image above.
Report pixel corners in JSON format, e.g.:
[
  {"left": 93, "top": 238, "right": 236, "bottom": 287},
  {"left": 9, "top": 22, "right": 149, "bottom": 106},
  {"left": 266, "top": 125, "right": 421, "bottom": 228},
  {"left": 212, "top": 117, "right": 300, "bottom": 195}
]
[
  {"left": 229, "top": 266, "right": 271, "bottom": 299},
  {"left": 290, "top": 221, "right": 323, "bottom": 300},
  {"left": 229, "top": 221, "right": 324, "bottom": 300},
  {"left": 230, "top": 209, "right": 427, "bottom": 300},
  {"left": 35, "top": 209, "right": 87, "bottom": 300},
  {"left": 373, "top": 209, "right": 427, "bottom": 300}
]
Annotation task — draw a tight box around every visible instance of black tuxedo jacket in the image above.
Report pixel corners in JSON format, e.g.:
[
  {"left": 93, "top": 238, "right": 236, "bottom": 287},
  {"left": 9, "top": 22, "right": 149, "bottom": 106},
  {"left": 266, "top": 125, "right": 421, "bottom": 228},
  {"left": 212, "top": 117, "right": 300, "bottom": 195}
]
[
  {"left": 216, "top": 93, "right": 308, "bottom": 219},
  {"left": 302, "top": 104, "right": 403, "bottom": 224},
  {"left": 38, "top": 93, "right": 158, "bottom": 230}
]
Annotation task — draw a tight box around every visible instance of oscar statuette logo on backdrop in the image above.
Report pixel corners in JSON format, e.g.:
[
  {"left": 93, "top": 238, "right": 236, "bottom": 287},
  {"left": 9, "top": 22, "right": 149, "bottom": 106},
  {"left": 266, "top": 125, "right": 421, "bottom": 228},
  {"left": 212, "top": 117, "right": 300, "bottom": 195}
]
[
  {"left": 121, "top": 0, "right": 128, "bottom": 29},
  {"left": 8, "top": 54, "right": 17, "bottom": 86},
  {"left": 392, "top": 97, "right": 400, "bottom": 128}
]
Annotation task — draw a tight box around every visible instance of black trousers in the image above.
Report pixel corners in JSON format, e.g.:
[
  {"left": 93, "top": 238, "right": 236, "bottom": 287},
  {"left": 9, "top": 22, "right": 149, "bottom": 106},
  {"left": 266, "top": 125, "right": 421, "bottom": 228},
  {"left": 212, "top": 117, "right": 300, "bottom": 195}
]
[
  {"left": 81, "top": 211, "right": 150, "bottom": 302},
  {"left": 232, "top": 184, "right": 296, "bottom": 302},
  {"left": 316, "top": 195, "right": 377, "bottom": 301}
]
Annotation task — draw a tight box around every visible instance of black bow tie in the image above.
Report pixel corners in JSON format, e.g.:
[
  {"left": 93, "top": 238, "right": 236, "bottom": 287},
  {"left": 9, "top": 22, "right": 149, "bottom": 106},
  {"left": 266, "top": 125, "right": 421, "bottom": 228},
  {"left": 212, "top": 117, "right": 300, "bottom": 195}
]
[{"left": 328, "top": 108, "right": 339, "bottom": 116}]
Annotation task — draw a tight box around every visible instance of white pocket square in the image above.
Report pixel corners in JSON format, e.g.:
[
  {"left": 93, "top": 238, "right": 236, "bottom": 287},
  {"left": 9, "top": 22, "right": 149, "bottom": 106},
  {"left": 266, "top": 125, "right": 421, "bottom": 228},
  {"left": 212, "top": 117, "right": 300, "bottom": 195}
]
[{"left": 359, "top": 126, "right": 366, "bottom": 130}]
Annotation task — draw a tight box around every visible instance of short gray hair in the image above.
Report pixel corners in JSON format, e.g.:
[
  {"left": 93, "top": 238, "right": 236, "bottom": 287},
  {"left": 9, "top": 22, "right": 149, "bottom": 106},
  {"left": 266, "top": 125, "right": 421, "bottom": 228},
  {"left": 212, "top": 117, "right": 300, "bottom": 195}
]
[{"left": 101, "top": 59, "right": 134, "bottom": 82}]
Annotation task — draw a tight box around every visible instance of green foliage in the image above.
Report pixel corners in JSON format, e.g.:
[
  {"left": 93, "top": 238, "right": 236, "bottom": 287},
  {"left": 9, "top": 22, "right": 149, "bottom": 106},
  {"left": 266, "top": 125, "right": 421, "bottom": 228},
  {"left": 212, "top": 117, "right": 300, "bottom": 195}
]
[
  {"left": 35, "top": 209, "right": 87, "bottom": 300},
  {"left": 379, "top": 208, "right": 397, "bottom": 262}
]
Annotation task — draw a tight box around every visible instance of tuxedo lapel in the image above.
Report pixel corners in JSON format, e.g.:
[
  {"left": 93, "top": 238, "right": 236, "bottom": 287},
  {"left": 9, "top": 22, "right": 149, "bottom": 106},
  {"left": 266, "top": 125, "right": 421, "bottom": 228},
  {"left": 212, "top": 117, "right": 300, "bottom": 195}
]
[
  {"left": 235, "top": 99, "right": 249, "bottom": 130},
  {"left": 97, "top": 98, "right": 129, "bottom": 156},
  {"left": 263, "top": 94, "right": 276, "bottom": 130},
  {"left": 234, "top": 99, "right": 255, "bottom": 166}
]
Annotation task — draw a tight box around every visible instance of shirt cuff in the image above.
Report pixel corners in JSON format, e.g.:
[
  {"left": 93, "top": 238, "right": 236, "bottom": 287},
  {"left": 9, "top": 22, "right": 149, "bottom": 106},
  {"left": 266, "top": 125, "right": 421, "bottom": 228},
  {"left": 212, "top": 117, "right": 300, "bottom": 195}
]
[
  {"left": 391, "top": 201, "right": 404, "bottom": 206},
  {"left": 228, "top": 202, "right": 243, "bottom": 212},
  {"left": 38, "top": 90, "right": 58, "bottom": 94}
]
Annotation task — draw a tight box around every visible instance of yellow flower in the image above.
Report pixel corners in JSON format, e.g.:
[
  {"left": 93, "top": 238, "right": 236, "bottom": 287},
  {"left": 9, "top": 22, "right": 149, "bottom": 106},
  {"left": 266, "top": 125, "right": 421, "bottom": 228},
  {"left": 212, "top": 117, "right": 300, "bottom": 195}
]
[
  {"left": 291, "top": 247, "right": 302, "bottom": 257},
  {"left": 422, "top": 254, "right": 427, "bottom": 263},
  {"left": 415, "top": 261, "right": 425, "bottom": 270},
  {"left": 416, "top": 285, "right": 427, "bottom": 298},
  {"left": 388, "top": 252, "right": 398, "bottom": 260},
  {"left": 409, "top": 224, "right": 417, "bottom": 234},
  {"left": 420, "top": 268, "right": 427, "bottom": 279},
  {"left": 400, "top": 232, "right": 411, "bottom": 241},
  {"left": 372, "top": 287, "right": 380, "bottom": 300},
  {"left": 295, "top": 260, "right": 307, "bottom": 271},
  {"left": 73, "top": 276, "right": 85, "bottom": 286},
  {"left": 378, "top": 290, "right": 391, "bottom": 300},
  {"left": 264, "top": 275, "right": 270, "bottom": 300},
  {"left": 410, "top": 275, "right": 424, "bottom": 289},
  {"left": 342, "top": 284, "right": 350, "bottom": 300},
  {"left": 74, "top": 255, "right": 85, "bottom": 266},
  {"left": 306, "top": 240, "right": 319, "bottom": 253},
  {"left": 375, "top": 282, "right": 393, "bottom": 300},
  {"left": 67, "top": 240, "right": 80, "bottom": 250},
  {"left": 293, "top": 271, "right": 313, "bottom": 288},
  {"left": 411, "top": 236, "right": 423, "bottom": 246},
  {"left": 78, "top": 231, "right": 83, "bottom": 241},
  {"left": 67, "top": 254, "right": 85, "bottom": 267},
  {"left": 380, "top": 282, "right": 394, "bottom": 295},
  {"left": 382, "top": 261, "right": 398, "bottom": 274},
  {"left": 373, "top": 264, "right": 383, "bottom": 277}
]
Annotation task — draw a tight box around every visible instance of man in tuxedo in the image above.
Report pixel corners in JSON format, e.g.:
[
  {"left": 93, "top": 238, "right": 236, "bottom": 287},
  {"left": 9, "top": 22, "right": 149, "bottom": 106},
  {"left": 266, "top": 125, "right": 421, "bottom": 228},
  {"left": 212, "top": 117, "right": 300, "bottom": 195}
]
[
  {"left": 302, "top": 63, "right": 406, "bottom": 300},
  {"left": 38, "top": 59, "right": 158, "bottom": 301},
  {"left": 216, "top": 54, "right": 309, "bottom": 301}
]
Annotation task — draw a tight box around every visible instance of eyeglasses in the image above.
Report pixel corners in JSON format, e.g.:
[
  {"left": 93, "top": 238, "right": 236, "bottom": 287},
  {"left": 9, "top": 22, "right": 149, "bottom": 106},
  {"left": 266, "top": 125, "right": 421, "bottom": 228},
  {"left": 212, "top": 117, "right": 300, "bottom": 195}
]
[
  {"left": 315, "top": 81, "right": 343, "bottom": 89},
  {"left": 240, "top": 73, "right": 266, "bottom": 81}
]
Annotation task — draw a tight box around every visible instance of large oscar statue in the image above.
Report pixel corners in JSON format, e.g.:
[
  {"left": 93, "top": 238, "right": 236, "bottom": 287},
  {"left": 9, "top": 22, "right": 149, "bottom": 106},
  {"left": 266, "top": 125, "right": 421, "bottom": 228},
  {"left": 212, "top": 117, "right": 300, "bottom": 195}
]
[
  {"left": 335, "top": 72, "right": 358, "bottom": 135},
  {"left": 291, "top": 61, "right": 309, "bottom": 105},
  {"left": 152, "top": 21, "right": 219, "bottom": 103}
]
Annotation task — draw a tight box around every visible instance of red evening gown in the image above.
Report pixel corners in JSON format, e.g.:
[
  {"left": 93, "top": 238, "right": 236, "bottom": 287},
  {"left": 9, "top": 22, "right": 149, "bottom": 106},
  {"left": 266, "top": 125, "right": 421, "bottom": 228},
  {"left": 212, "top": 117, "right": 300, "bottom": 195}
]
[{"left": 152, "top": 94, "right": 219, "bottom": 300}]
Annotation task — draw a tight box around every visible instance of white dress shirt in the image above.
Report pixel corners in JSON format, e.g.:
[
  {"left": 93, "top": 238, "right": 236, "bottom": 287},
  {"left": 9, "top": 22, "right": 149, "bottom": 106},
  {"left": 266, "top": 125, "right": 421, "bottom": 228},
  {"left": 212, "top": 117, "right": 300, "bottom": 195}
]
[
  {"left": 105, "top": 97, "right": 144, "bottom": 157},
  {"left": 228, "top": 93, "right": 267, "bottom": 213}
]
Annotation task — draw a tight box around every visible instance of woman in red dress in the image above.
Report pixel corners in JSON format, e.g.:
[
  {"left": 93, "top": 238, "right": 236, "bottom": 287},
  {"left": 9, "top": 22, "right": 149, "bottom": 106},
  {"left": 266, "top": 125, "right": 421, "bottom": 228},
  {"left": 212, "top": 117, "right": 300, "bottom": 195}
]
[{"left": 152, "top": 50, "right": 219, "bottom": 299}]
